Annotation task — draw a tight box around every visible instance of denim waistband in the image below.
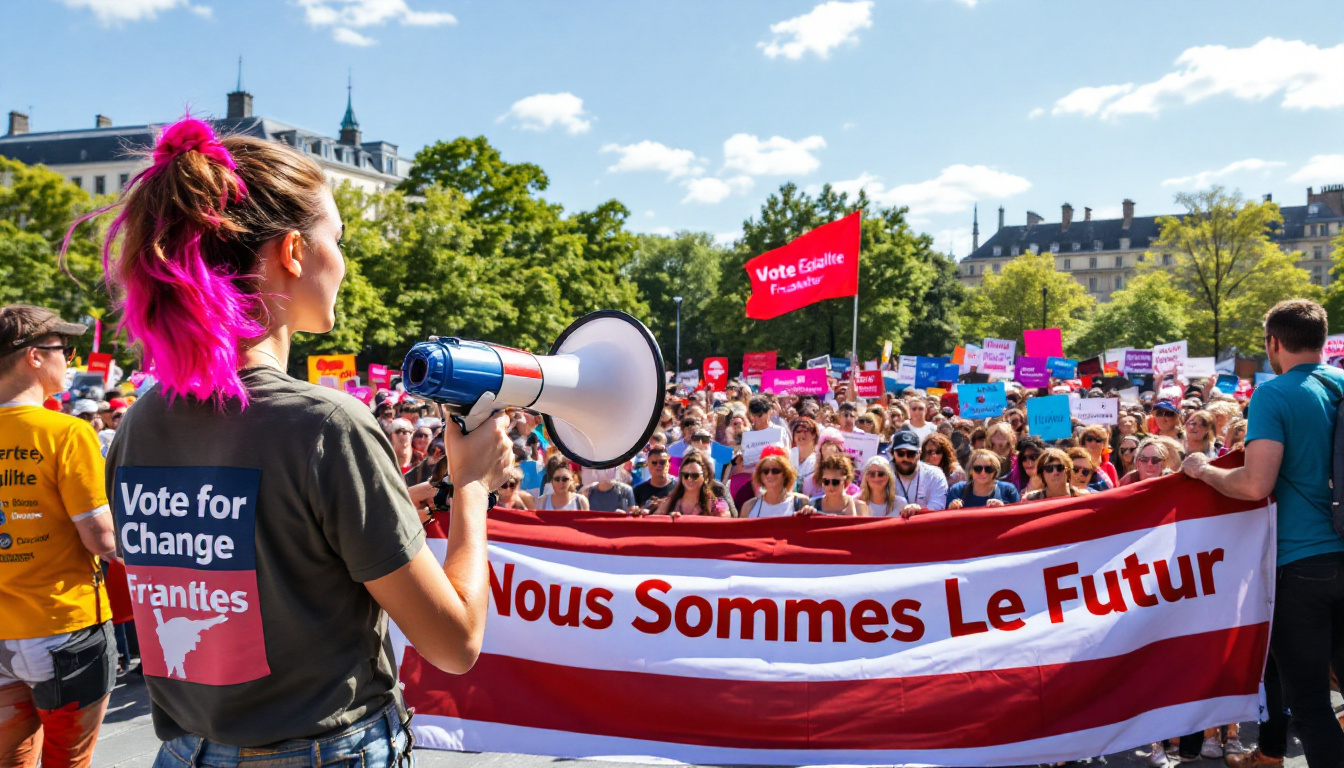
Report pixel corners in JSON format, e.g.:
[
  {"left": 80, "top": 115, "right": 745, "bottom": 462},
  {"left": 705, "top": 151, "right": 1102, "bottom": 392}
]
[{"left": 164, "top": 700, "right": 410, "bottom": 768}]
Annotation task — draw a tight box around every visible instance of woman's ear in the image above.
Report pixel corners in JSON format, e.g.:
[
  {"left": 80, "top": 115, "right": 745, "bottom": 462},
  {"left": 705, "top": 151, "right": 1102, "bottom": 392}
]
[{"left": 277, "top": 231, "right": 304, "bottom": 278}]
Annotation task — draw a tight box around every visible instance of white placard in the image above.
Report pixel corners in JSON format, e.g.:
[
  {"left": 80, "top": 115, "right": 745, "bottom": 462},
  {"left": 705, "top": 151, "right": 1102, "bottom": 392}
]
[
  {"left": 1073, "top": 397, "right": 1119, "bottom": 425},
  {"left": 1152, "top": 340, "right": 1188, "bottom": 374},
  {"left": 1117, "top": 387, "right": 1140, "bottom": 406},
  {"left": 807, "top": 355, "right": 830, "bottom": 370},
  {"left": 1105, "top": 348, "right": 1131, "bottom": 372},
  {"left": 676, "top": 370, "right": 700, "bottom": 388},
  {"left": 741, "top": 425, "right": 788, "bottom": 468},
  {"left": 981, "top": 338, "right": 1016, "bottom": 374},
  {"left": 840, "top": 431, "right": 881, "bottom": 467},
  {"left": 1184, "top": 357, "right": 1216, "bottom": 378},
  {"left": 863, "top": 360, "right": 878, "bottom": 371},
  {"left": 897, "top": 355, "right": 917, "bottom": 385},
  {"left": 1215, "top": 357, "right": 1236, "bottom": 374}
]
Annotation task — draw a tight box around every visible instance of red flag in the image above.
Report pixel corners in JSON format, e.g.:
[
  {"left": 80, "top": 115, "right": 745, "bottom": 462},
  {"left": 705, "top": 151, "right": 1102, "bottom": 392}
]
[
  {"left": 703, "top": 357, "right": 728, "bottom": 392},
  {"left": 744, "top": 212, "right": 860, "bottom": 320}
]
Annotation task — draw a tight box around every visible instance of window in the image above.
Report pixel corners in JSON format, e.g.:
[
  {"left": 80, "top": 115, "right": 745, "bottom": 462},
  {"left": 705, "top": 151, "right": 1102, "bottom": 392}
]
[
  {"left": 1119, "top": 237, "right": 1130, "bottom": 251},
  {"left": 1072, "top": 242, "right": 1081, "bottom": 251},
  {"left": 1115, "top": 275, "right": 1124, "bottom": 290},
  {"left": 1162, "top": 254, "right": 1172, "bottom": 266},
  {"left": 118, "top": 173, "right": 129, "bottom": 189},
  {"left": 1010, "top": 246, "right": 1019, "bottom": 257},
  {"left": 1063, "top": 258, "right": 1071, "bottom": 270},
  {"left": 69, "top": 176, "right": 82, "bottom": 189},
  {"left": 993, "top": 246, "right": 1002, "bottom": 257},
  {"left": 1088, "top": 256, "right": 1097, "bottom": 269},
  {"left": 1028, "top": 243, "right": 1039, "bottom": 254},
  {"left": 1093, "top": 239, "right": 1103, "bottom": 251},
  {"left": 1315, "top": 245, "right": 1325, "bottom": 260},
  {"left": 1313, "top": 266, "right": 1323, "bottom": 285},
  {"left": 1050, "top": 243, "right": 1060, "bottom": 253},
  {"left": 94, "top": 176, "right": 105, "bottom": 195},
  {"left": 1138, "top": 253, "right": 1146, "bottom": 262},
  {"left": 1088, "top": 277, "right": 1097, "bottom": 292},
  {"left": 993, "top": 263, "right": 1001, "bottom": 273},
  {"left": 967, "top": 264, "right": 975, "bottom": 276},
  {"left": 1114, "top": 255, "right": 1123, "bottom": 268}
]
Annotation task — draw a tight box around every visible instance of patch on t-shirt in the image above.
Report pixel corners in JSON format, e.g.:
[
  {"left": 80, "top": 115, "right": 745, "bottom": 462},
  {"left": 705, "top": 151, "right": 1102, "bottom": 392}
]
[{"left": 114, "top": 466, "right": 269, "bottom": 685}]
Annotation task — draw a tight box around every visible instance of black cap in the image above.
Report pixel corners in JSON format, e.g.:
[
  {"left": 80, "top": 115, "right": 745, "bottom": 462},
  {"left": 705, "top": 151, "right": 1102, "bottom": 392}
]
[{"left": 890, "top": 430, "right": 920, "bottom": 452}]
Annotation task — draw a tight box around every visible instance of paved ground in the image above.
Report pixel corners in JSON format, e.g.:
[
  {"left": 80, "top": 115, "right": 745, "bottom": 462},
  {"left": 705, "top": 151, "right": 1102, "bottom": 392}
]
[{"left": 91, "top": 673, "right": 1308, "bottom": 768}]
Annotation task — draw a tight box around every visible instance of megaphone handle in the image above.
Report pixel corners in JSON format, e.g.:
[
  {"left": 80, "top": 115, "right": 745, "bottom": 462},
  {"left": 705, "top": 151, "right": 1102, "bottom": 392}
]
[{"left": 455, "top": 392, "right": 499, "bottom": 434}]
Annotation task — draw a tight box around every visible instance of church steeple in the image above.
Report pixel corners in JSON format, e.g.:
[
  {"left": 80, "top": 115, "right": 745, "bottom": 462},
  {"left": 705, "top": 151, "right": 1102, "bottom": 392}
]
[
  {"left": 972, "top": 204, "right": 980, "bottom": 252},
  {"left": 339, "top": 72, "right": 361, "bottom": 145}
]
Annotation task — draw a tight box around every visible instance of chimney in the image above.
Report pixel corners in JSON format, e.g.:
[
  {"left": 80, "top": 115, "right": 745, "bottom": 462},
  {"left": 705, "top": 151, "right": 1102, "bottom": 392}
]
[
  {"left": 1084, "top": 207, "right": 1092, "bottom": 221},
  {"left": 1263, "top": 193, "right": 1273, "bottom": 203},
  {"left": 1026, "top": 211, "right": 1043, "bottom": 227},
  {"left": 1122, "top": 199, "right": 1135, "bottom": 230},
  {"left": 1061, "top": 203, "right": 1074, "bottom": 232},
  {"left": 7, "top": 111, "right": 29, "bottom": 136},
  {"left": 997, "top": 205, "right": 1004, "bottom": 231},
  {"left": 95, "top": 114, "right": 112, "bottom": 129},
  {"left": 227, "top": 90, "right": 253, "bottom": 119}
]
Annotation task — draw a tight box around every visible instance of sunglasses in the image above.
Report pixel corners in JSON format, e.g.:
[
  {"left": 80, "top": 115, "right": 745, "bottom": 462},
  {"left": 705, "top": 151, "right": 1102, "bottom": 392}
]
[
  {"left": 924, "top": 448, "right": 943, "bottom": 455},
  {"left": 865, "top": 470, "right": 887, "bottom": 478},
  {"left": 1120, "top": 447, "right": 1136, "bottom": 455},
  {"left": 1156, "top": 411, "right": 1176, "bottom": 418},
  {"left": 1137, "top": 456, "right": 1164, "bottom": 465},
  {"left": 1022, "top": 453, "right": 1040, "bottom": 462},
  {"left": 971, "top": 465, "right": 996, "bottom": 474},
  {"left": 893, "top": 449, "right": 918, "bottom": 458},
  {"left": 1075, "top": 468, "right": 1094, "bottom": 478},
  {"left": 649, "top": 460, "right": 668, "bottom": 467},
  {"left": 1041, "top": 464, "right": 1067, "bottom": 474},
  {"left": 821, "top": 477, "right": 845, "bottom": 487},
  {"left": 681, "top": 472, "right": 703, "bottom": 481},
  {"left": 35, "top": 344, "right": 79, "bottom": 362},
  {"left": 501, "top": 480, "right": 518, "bottom": 489},
  {"left": 552, "top": 476, "right": 573, "bottom": 483},
  {"left": 759, "top": 466, "right": 783, "bottom": 476},
  {"left": 1084, "top": 436, "right": 1104, "bottom": 444}
]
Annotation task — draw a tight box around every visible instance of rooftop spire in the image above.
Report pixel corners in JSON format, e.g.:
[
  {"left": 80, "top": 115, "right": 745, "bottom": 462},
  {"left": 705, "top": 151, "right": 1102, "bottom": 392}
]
[
  {"left": 972, "top": 203, "right": 980, "bottom": 251},
  {"left": 341, "top": 70, "right": 359, "bottom": 131},
  {"left": 236, "top": 56, "right": 243, "bottom": 92}
]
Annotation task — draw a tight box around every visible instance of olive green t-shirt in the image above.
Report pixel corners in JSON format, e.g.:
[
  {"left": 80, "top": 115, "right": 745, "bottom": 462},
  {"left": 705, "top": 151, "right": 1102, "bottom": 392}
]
[{"left": 105, "top": 367, "right": 424, "bottom": 746}]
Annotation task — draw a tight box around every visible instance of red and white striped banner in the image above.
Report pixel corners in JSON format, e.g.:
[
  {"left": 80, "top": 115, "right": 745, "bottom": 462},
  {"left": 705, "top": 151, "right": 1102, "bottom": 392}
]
[{"left": 399, "top": 464, "right": 1275, "bottom": 766}]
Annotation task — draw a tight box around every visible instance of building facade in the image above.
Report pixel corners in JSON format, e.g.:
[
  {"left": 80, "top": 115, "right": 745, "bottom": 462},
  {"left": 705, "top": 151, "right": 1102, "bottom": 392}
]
[
  {"left": 958, "top": 189, "right": 1344, "bottom": 301},
  {"left": 0, "top": 84, "right": 409, "bottom": 196}
]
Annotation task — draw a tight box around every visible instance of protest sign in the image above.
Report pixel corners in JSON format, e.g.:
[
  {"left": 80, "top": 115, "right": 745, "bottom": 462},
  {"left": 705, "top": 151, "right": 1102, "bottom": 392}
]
[
  {"left": 760, "top": 369, "right": 829, "bottom": 396},
  {"left": 307, "top": 354, "right": 357, "bottom": 387},
  {"left": 959, "top": 382, "right": 1008, "bottom": 419},
  {"left": 741, "top": 425, "right": 788, "bottom": 467},
  {"left": 1184, "top": 357, "right": 1216, "bottom": 379},
  {"left": 703, "top": 358, "right": 729, "bottom": 392},
  {"left": 1077, "top": 357, "right": 1103, "bottom": 377},
  {"left": 405, "top": 470, "right": 1273, "bottom": 767},
  {"left": 882, "top": 371, "right": 900, "bottom": 393},
  {"left": 1028, "top": 395, "right": 1073, "bottom": 440},
  {"left": 963, "top": 348, "right": 984, "bottom": 372},
  {"left": 1152, "top": 341, "right": 1188, "bottom": 374},
  {"left": 951, "top": 346, "right": 966, "bottom": 365},
  {"left": 1023, "top": 328, "right": 1064, "bottom": 359},
  {"left": 854, "top": 370, "right": 885, "bottom": 398},
  {"left": 829, "top": 357, "right": 851, "bottom": 374},
  {"left": 915, "top": 357, "right": 947, "bottom": 389},
  {"left": 1117, "top": 387, "right": 1140, "bottom": 406},
  {"left": 87, "top": 352, "right": 114, "bottom": 384},
  {"left": 742, "top": 352, "right": 778, "bottom": 376},
  {"left": 369, "top": 363, "right": 391, "bottom": 389},
  {"left": 981, "top": 338, "right": 1015, "bottom": 374},
  {"left": 1215, "top": 373, "right": 1240, "bottom": 394},
  {"left": 345, "top": 379, "right": 374, "bottom": 405},
  {"left": 864, "top": 360, "right": 878, "bottom": 371},
  {"left": 1014, "top": 357, "right": 1050, "bottom": 388},
  {"left": 840, "top": 431, "right": 881, "bottom": 466},
  {"left": 1215, "top": 357, "right": 1236, "bottom": 374},
  {"left": 1048, "top": 357, "right": 1078, "bottom": 379},
  {"left": 745, "top": 212, "right": 861, "bottom": 320},
  {"left": 1071, "top": 397, "right": 1118, "bottom": 425},
  {"left": 1327, "top": 334, "right": 1344, "bottom": 360},
  {"left": 896, "top": 356, "right": 917, "bottom": 385},
  {"left": 807, "top": 355, "right": 830, "bottom": 370},
  {"left": 676, "top": 370, "right": 701, "bottom": 388},
  {"left": 881, "top": 340, "right": 893, "bottom": 366},
  {"left": 1123, "top": 350, "right": 1153, "bottom": 374},
  {"left": 938, "top": 363, "right": 960, "bottom": 383},
  {"left": 1105, "top": 348, "right": 1131, "bottom": 372}
]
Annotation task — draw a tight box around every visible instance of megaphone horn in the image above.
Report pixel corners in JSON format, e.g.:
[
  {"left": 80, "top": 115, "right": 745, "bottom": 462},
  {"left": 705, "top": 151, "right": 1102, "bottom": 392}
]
[{"left": 401, "top": 310, "right": 666, "bottom": 469}]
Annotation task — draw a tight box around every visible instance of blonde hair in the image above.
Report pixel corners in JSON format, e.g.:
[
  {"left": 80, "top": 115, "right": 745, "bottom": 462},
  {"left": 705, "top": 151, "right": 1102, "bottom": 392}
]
[
  {"left": 966, "top": 448, "right": 1002, "bottom": 477},
  {"left": 859, "top": 456, "right": 896, "bottom": 506},
  {"left": 986, "top": 422, "right": 1017, "bottom": 456},
  {"left": 1036, "top": 448, "right": 1074, "bottom": 480},
  {"left": 752, "top": 453, "right": 798, "bottom": 491}
]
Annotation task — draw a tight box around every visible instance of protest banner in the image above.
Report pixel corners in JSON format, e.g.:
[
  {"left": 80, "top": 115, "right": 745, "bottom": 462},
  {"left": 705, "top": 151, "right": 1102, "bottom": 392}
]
[
  {"left": 1123, "top": 350, "right": 1153, "bottom": 374},
  {"left": 745, "top": 213, "right": 861, "bottom": 320},
  {"left": 1071, "top": 397, "right": 1119, "bottom": 425},
  {"left": 854, "top": 370, "right": 885, "bottom": 398},
  {"left": 807, "top": 355, "right": 830, "bottom": 370},
  {"left": 915, "top": 357, "right": 947, "bottom": 389},
  {"left": 740, "top": 425, "right": 788, "bottom": 467},
  {"left": 1152, "top": 341, "right": 1188, "bottom": 375},
  {"left": 981, "top": 338, "right": 1015, "bottom": 374},
  {"left": 1105, "top": 348, "right": 1131, "bottom": 373},
  {"left": 403, "top": 466, "right": 1273, "bottom": 767},
  {"left": 307, "top": 354, "right": 358, "bottom": 388},
  {"left": 369, "top": 363, "right": 391, "bottom": 389},
  {"left": 1023, "top": 328, "right": 1064, "bottom": 359},
  {"left": 1327, "top": 334, "right": 1344, "bottom": 360},
  {"left": 1028, "top": 395, "right": 1073, "bottom": 440},
  {"left": 840, "top": 431, "right": 881, "bottom": 466},
  {"left": 1048, "top": 357, "right": 1078, "bottom": 379},
  {"left": 1077, "top": 357, "right": 1104, "bottom": 377},
  {"left": 704, "top": 358, "right": 729, "bottom": 392},
  {"left": 760, "top": 369, "right": 829, "bottom": 397},
  {"left": 1014, "top": 357, "right": 1050, "bottom": 388},
  {"left": 86, "top": 351, "right": 114, "bottom": 384},
  {"left": 959, "top": 382, "right": 1007, "bottom": 419},
  {"left": 1184, "top": 357, "right": 1216, "bottom": 379},
  {"left": 743, "top": 352, "right": 778, "bottom": 377},
  {"left": 896, "top": 356, "right": 917, "bottom": 386}
]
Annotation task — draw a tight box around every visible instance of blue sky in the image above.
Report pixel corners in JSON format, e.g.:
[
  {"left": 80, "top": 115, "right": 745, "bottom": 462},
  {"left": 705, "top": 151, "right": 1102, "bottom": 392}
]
[{"left": 6, "top": 0, "right": 1343, "bottom": 255}]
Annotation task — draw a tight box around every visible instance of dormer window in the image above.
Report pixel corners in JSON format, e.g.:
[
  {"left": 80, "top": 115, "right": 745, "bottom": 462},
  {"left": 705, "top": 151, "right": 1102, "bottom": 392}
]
[
  {"left": 993, "top": 246, "right": 1002, "bottom": 257},
  {"left": 1119, "top": 237, "right": 1130, "bottom": 250},
  {"left": 1072, "top": 242, "right": 1081, "bottom": 251},
  {"left": 1049, "top": 243, "right": 1060, "bottom": 253},
  {"left": 1010, "top": 246, "right": 1019, "bottom": 256},
  {"left": 1093, "top": 239, "right": 1103, "bottom": 251}
]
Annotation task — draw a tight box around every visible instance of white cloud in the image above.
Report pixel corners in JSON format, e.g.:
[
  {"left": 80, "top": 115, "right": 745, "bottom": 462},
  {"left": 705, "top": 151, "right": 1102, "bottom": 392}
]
[
  {"left": 831, "top": 165, "right": 1031, "bottom": 215},
  {"left": 682, "top": 176, "right": 753, "bottom": 205},
  {"left": 1161, "top": 158, "right": 1285, "bottom": 188},
  {"left": 601, "top": 141, "right": 702, "bottom": 179},
  {"left": 500, "top": 93, "right": 592, "bottom": 134},
  {"left": 296, "top": 0, "right": 456, "bottom": 45},
  {"left": 723, "top": 134, "right": 826, "bottom": 177},
  {"left": 647, "top": 226, "right": 675, "bottom": 237},
  {"left": 1050, "top": 38, "right": 1344, "bottom": 119},
  {"left": 760, "top": 1, "right": 873, "bottom": 60},
  {"left": 714, "top": 231, "right": 740, "bottom": 247},
  {"left": 332, "top": 26, "right": 375, "bottom": 45},
  {"left": 1026, "top": 107, "right": 1045, "bottom": 119},
  {"left": 931, "top": 227, "right": 975, "bottom": 258},
  {"left": 1289, "top": 155, "right": 1344, "bottom": 185},
  {"left": 56, "top": 0, "right": 210, "bottom": 23}
]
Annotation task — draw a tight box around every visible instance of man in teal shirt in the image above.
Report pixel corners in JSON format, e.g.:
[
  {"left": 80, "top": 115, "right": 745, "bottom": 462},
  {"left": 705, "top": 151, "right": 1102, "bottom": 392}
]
[{"left": 1184, "top": 299, "right": 1344, "bottom": 768}]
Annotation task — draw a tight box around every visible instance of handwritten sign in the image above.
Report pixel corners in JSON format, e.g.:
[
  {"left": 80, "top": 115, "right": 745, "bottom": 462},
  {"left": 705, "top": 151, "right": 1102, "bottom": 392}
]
[
  {"left": 854, "top": 370, "right": 885, "bottom": 398},
  {"left": 741, "top": 425, "right": 788, "bottom": 467},
  {"left": 1028, "top": 395, "right": 1073, "bottom": 441},
  {"left": 760, "top": 369, "right": 829, "bottom": 396},
  {"left": 841, "top": 431, "right": 881, "bottom": 466},
  {"left": 307, "top": 354, "right": 357, "bottom": 387},
  {"left": 1014, "top": 356, "right": 1050, "bottom": 388},
  {"left": 1152, "top": 341, "right": 1188, "bottom": 375},
  {"left": 1123, "top": 350, "right": 1154, "bottom": 374},
  {"left": 896, "top": 355, "right": 917, "bottom": 385},
  {"left": 1071, "top": 397, "right": 1119, "bottom": 425},
  {"left": 1185, "top": 357, "right": 1216, "bottom": 379},
  {"left": 959, "top": 383, "right": 1008, "bottom": 419},
  {"left": 1326, "top": 334, "right": 1344, "bottom": 359},
  {"left": 981, "top": 338, "right": 1016, "bottom": 374},
  {"left": 1048, "top": 357, "right": 1078, "bottom": 379}
]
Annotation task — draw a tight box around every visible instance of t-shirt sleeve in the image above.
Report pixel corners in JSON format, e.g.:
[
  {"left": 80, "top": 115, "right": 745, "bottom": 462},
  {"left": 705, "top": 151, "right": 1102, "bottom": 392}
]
[
  {"left": 58, "top": 419, "right": 108, "bottom": 519},
  {"left": 947, "top": 482, "right": 966, "bottom": 501},
  {"left": 309, "top": 403, "right": 425, "bottom": 582},
  {"left": 924, "top": 467, "right": 949, "bottom": 511},
  {"left": 1001, "top": 483, "right": 1021, "bottom": 503},
  {"left": 1245, "top": 385, "right": 1285, "bottom": 446}
]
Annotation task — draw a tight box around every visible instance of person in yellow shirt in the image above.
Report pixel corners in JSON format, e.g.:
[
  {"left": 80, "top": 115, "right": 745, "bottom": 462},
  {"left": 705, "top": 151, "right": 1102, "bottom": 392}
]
[{"left": 0, "top": 305, "right": 117, "bottom": 768}]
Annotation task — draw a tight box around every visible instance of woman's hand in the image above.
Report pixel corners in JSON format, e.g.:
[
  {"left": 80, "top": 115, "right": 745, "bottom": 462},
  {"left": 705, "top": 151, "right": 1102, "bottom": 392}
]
[
  {"left": 407, "top": 481, "right": 437, "bottom": 509},
  {"left": 443, "top": 412, "right": 513, "bottom": 495},
  {"left": 947, "top": 498, "right": 964, "bottom": 509},
  {"left": 985, "top": 498, "right": 1004, "bottom": 507},
  {"left": 795, "top": 504, "right": 817, "bottom": 517},
  {"left": 900, "top": 503, "right": 922, "bottom": 519}
]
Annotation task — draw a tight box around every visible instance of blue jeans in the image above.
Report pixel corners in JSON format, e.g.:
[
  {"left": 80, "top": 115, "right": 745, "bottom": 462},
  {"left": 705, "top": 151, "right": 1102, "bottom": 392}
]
[{"left": 151, "top": 701, "right": 412, "bottom": 768}]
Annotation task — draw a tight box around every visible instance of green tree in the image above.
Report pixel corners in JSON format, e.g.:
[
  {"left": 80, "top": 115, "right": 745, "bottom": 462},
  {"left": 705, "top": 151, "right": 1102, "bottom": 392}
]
[
  {"left": 958, "top": 252, "right": 1093, "bottom": 344},
  {"left": 1066, "top": 272, "right": 1191, "bottom": 356},
  {"left": 1321, "top": 229, "right": 1344, "bottom": 332},
  {"left": 624, "top": 231, "right": 730, "bottom": 370},
  {"left": 1147, "top": 186, "right": 1316, "bottom": 357},
  {"left": 901, "top": 250, "right": 966, "bottom": 355}
]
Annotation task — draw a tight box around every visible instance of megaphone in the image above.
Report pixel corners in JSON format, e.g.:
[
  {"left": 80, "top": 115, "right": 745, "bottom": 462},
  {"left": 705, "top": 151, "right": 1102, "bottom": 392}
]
[{"left": 401, "top": 310, "right": 666, "bottom": 469}]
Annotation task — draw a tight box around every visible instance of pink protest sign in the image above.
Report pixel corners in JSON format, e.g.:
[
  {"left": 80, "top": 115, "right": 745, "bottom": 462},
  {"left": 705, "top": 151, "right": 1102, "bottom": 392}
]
[
  {"left": 760, "top": 369, "right": 829, "bottom": 396},
  {"left": 1023, "top": 328, "right": 1064, "bottom": 359}
]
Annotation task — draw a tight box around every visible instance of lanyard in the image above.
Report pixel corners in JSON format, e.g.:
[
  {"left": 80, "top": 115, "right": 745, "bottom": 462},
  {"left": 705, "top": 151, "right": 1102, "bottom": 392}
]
[{"left": 894, "top": 469, "right": 921, "bottom": 506}]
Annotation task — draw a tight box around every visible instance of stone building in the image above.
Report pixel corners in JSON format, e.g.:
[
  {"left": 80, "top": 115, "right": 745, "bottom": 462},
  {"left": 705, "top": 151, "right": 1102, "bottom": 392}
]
[
  {"left": 0, "top": 79, "right": 408, "bottom": 196},
  {"left": 958, "top": 188, "right": 1344, "bottom": 300}
]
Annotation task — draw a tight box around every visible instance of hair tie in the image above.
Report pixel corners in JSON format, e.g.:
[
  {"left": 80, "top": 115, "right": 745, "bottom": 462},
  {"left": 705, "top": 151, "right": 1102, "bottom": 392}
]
[{"left": 137, "top": 118, "right": 246, "bottom": 204}]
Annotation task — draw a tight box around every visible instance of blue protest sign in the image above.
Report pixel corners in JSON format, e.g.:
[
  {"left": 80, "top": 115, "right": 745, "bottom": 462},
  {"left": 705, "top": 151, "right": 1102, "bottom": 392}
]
[
  {"left": 1214, "top": 373, "right": 1239, "bottom": 394},
  {"left": 882, "top": 371, "right": 901, "bottom": 394},
  {"left": 829, "top": 356, "right": 851, "bottom": 374},
  {"left": 959, "top": 383, "right": 1008, "bottom": 419},
  {"left": 1048, "top": 357, "right": 1078, "bottom": 379},
  {"left": 939, "top": 363, "right": 961, "bottom": 383},
  {"left": 709, "top": 441, "right": 735, "bottom": 475},
  {"left": 914, "top": 356, "right": 946, "bottom": 389},
  {"left": 1027, "top": 395, "right": 1073, "bottom": 441}
]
